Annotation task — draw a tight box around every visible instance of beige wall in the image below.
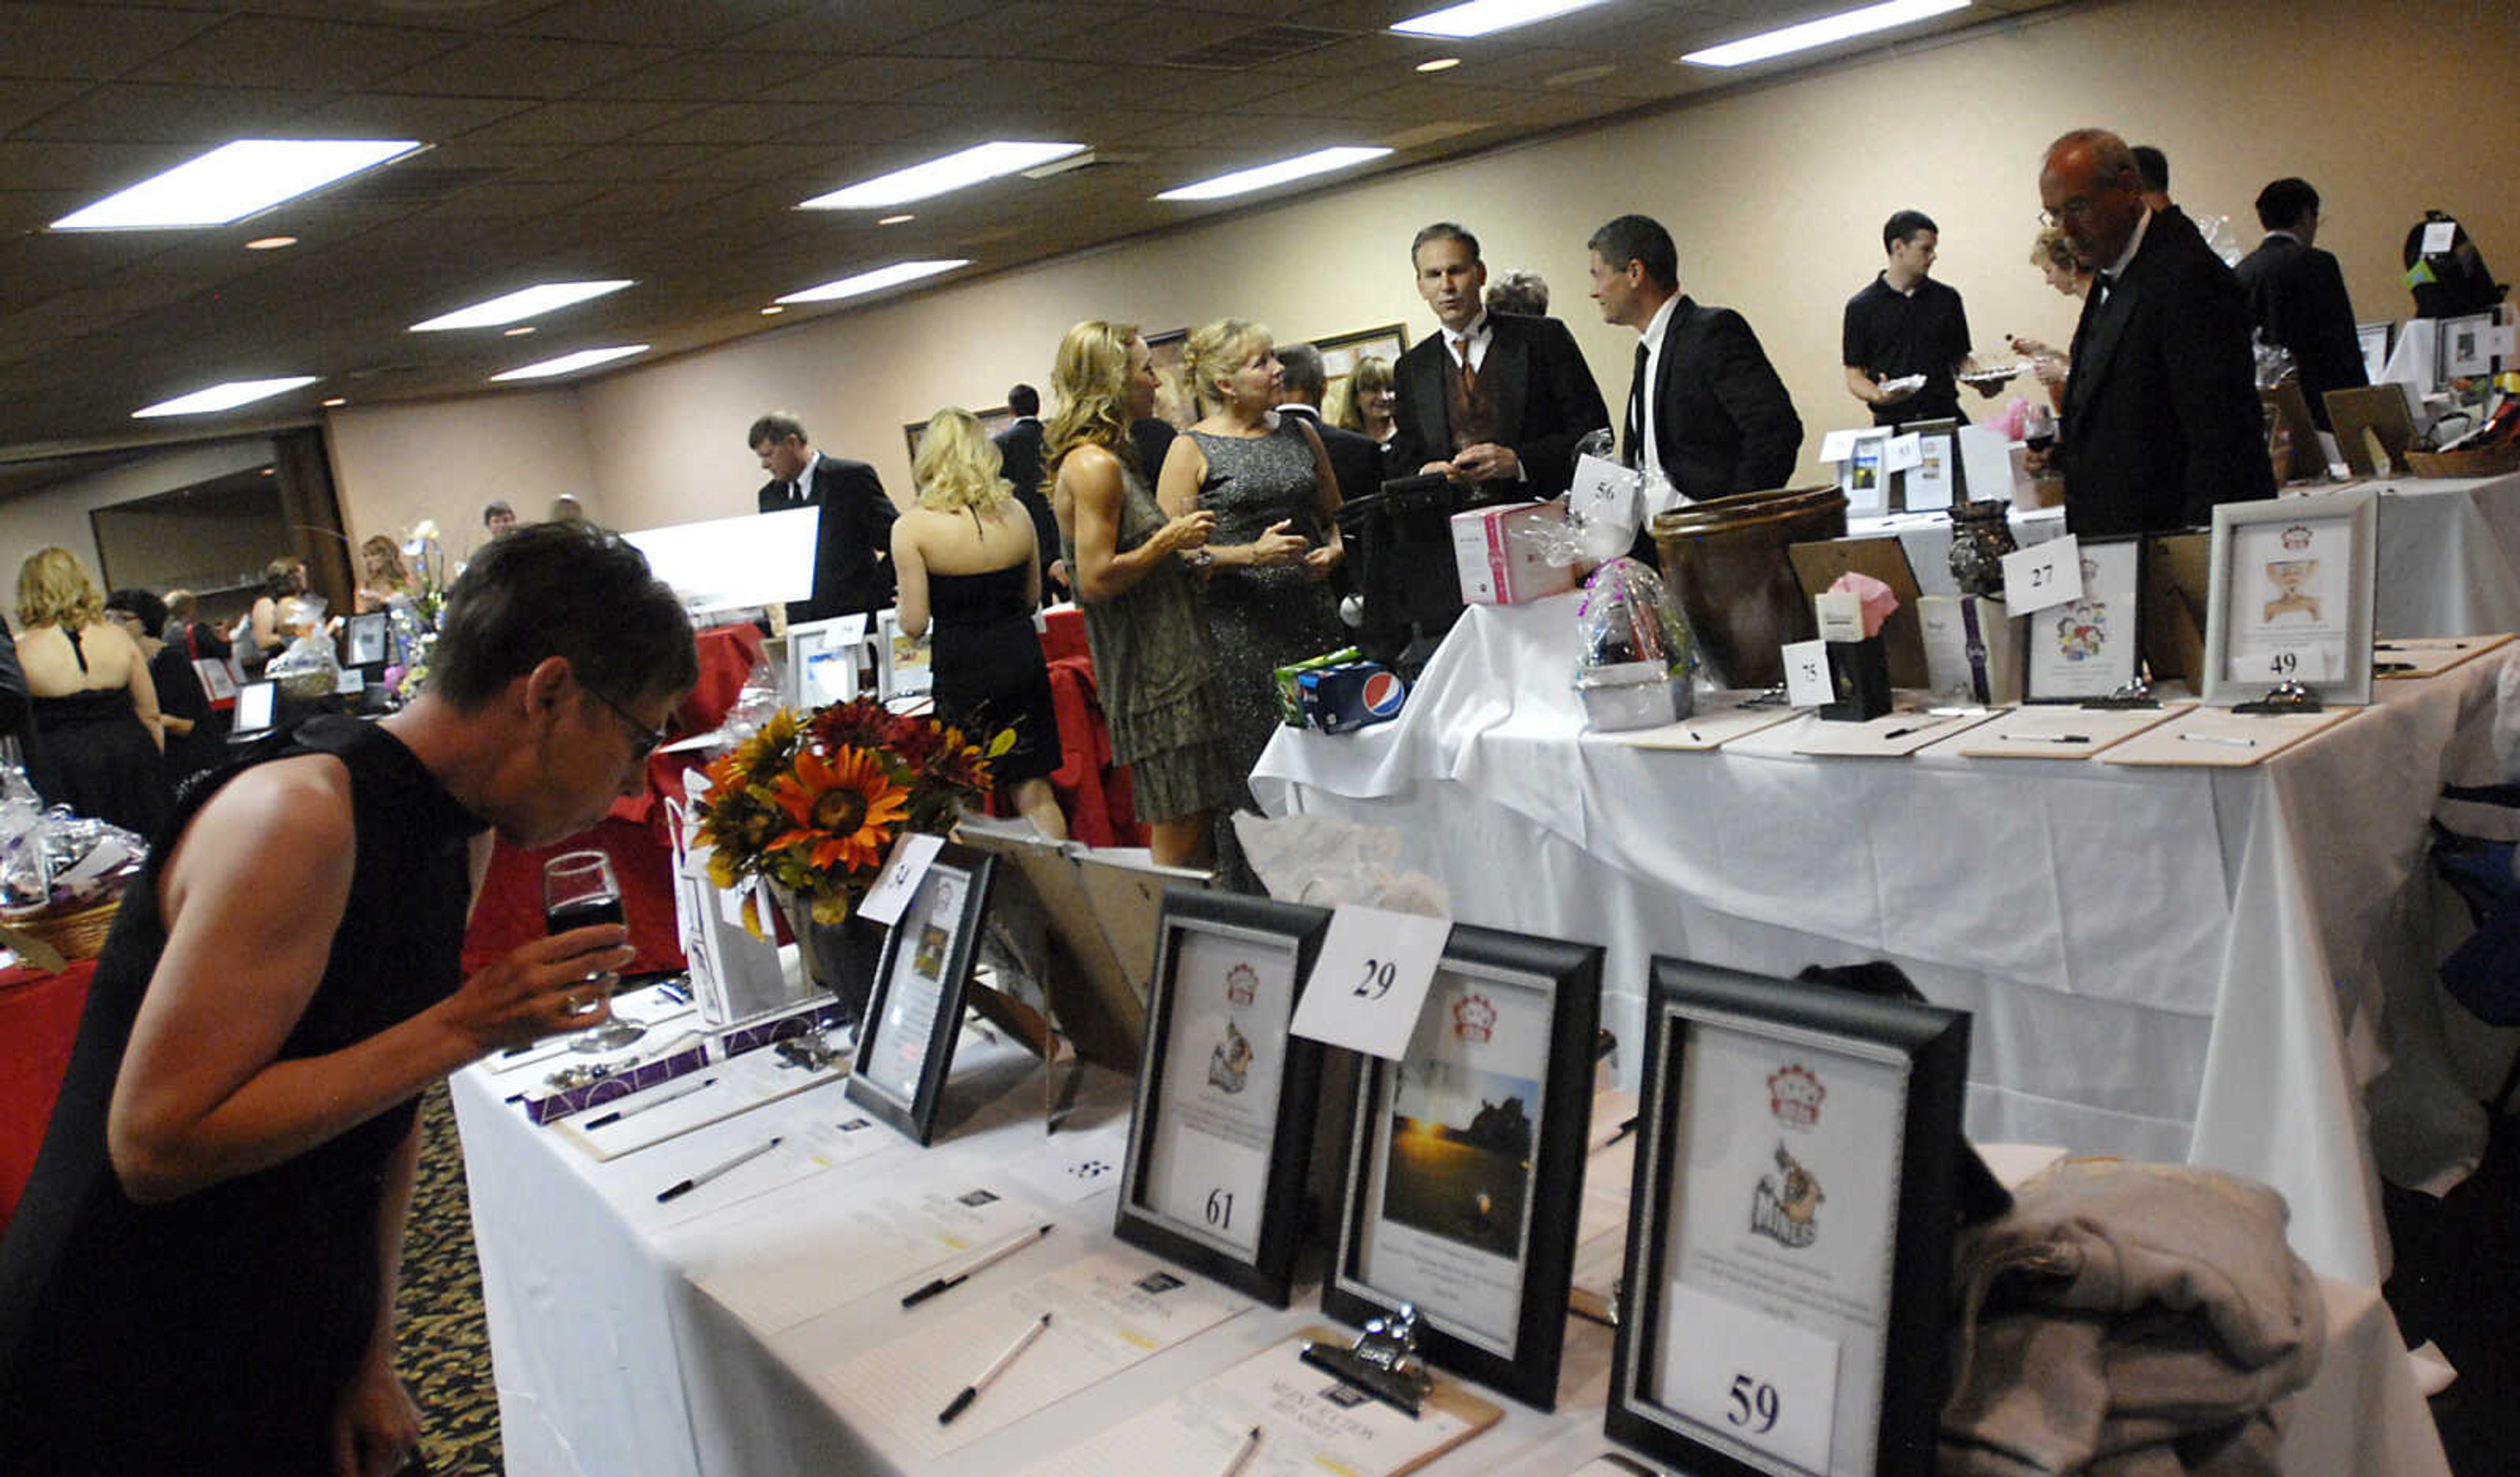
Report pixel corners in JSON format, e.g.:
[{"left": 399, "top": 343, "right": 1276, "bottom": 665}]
[
  {"left": 320, "top": 0, "right": 2512, "bottom": 541},
  {"left": 0, "top": 437, "right": 276, "bottom": 599}
]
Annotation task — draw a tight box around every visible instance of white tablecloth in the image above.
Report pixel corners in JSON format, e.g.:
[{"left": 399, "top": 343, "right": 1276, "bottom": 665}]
[
  {"left": 449, "top": 1058, "right": 2450, "bottom": 1477},
  {"left": 1250, "top": 597, "right": 2512, "bottom": 1285},
  {"left": 1850, "top": 469, "right": 2520, "bottom": 638}
]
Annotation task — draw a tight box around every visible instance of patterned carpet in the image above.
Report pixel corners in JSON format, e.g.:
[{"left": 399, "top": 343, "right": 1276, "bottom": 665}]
[{"left": 398, "top": 1080, "right": 503, "bottom": 1477}]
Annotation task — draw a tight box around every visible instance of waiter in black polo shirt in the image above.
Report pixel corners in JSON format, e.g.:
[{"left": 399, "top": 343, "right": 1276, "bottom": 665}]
[{"left": 1842, "top": 209, "right": 2010, "bottom": 425}]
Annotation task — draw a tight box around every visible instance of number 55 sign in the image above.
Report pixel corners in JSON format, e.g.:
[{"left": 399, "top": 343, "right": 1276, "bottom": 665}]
[{"left": 1289, "top": 905, "right": 1454, "bottom": 1060}]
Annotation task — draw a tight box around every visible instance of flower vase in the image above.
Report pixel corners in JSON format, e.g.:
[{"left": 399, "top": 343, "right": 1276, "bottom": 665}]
[{"left": 773, "top": 889, "right": 885, "bottom": 1028}]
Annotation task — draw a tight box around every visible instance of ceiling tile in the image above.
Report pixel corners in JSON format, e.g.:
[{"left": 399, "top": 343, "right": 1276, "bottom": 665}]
[
  {"left": 755, "top": 53, "right": 980, "bottom": 104},
  {"left": 459, "top": 98, "right": 702, "bottom": 145},
  {"left": 593, "top": 46, "right": 830, "bottom": 102},
  {"left": 500, "top": 0, "right": 816, "bottom": 48},
  {"left": 893, "top": 3, "right": 1143, "bottom": 61},
  {"left": 627, "top": 102, "right": 830, "bottom": 146},
  {"left": 0, "top": 79, "right": 95, "bottom": 135},
  {"left": 372, "top": 34, "right": 671, "bottom": 99},
  {"left": 719, "top": 0, "right": 997, "bottom": 54},
  {"left": 0, "top": 3, "right": 225, "bottom": 81},
  {"left": 14, "top": 82, "right": 336, "bottom": 144},
  {"left": 125, "top": 14, "right": 472, "bottom": 89},
  {"left": 287, "top": 92, "right": 542, "bottom": 138}
]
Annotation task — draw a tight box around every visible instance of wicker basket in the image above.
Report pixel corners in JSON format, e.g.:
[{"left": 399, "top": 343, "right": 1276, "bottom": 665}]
[
  {"left": 2405, "top": 444, "right": 2520, "bottom": 479},
  {"left": 3, "top": 897, "right": 121, "bottom": 964}
]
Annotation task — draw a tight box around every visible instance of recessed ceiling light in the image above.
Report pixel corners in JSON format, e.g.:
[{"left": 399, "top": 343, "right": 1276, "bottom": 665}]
[
  {"left": 321, "top": 396, "right": 347, "bottom": 407},
  {"left": 1156, "top": 146, "right": 1393, "bottom": 202},
  {"left": 54, "top": 140, "right": 426, "bottom": 230},
  {"left": 410, "top": 280, "right": 634, "bottom": 332},
  {"left": 132, "top": 376, "right": 320, "bottom": 418},
  {"left": 776, "top": 260, "right": 971, "bottom": 304},
  {"left": 1416, "top": 56, "right": 1463, "bottom": 72},
  {"left": 504, "top": 325, "right": 536, "bottom": 336},
  {"left": 760, "top": 305, "right": 786, "bottom": 315},
  {"left": 877, "top": 214, "right": 915, "bottom": 226},
  {"left": 800, "top": 142, "right": 1087, "bottom": 210},
  {"left": 489, "top": 345, "right": 650, "bottom": 383},
  {"left": 1391, "top": 0, "right": 1609, "bottom": 39},
  {"left": 1683, "top": 0, "right": 1969, "bottom": 66},
  {"left": 244, "top": 235, "right": 297, "bottom": 250}
]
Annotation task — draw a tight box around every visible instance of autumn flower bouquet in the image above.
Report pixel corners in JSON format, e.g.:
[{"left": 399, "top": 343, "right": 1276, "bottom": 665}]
[{"left": 694, "top": 697, "right": 1008, "bottom": 929}]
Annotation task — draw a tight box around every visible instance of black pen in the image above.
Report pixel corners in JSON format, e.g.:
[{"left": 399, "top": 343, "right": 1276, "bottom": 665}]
[
  {"left": 901, "top": 1223, "right": 1055, "bottom": 1307},
  {"left": 1881, "top": 724, "right": 1925, "bottom": 739},
  {"left": 1996, "top": 732, "right": 2091, "bottom": 743},
  {"left": 938, "top": 1313, "right": 1051, "bottom": 1424},
  {"left": 656, "top": 1136, "right": 781, "bottom": 1203},
  {"left": 583, "top": 1075, "right": 715, "bottom": 1129}
]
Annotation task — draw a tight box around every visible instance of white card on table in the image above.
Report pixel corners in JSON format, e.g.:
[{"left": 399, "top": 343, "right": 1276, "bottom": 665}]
[
  {"left": 1288, "top": 905, "right": 1452, "bottom": 1061},
  {"left": 2001, "top": 533, "right": 2082, "bottom": 614},
  {"left": 1882, "top": 433, "right": 1923, "bottom": 473},
  {"left": 1780, "top": 639, "right": 1832, "bottom": 709},
  {"left": 1816, "top": 428, "right": 1861, "bottom": 463},
  {"left": 858, "top": 831, "right": 944, "bottom": 926},
  {"left": 1655, "top": 1283, "right": 1840, "bottom": 1475}
]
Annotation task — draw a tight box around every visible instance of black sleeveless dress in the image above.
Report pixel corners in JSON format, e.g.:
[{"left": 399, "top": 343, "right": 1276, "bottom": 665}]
[
  {"left": 24, "top": 625, "right": 171, "bottom": 837},
  {"left": 929, "top": 561, "right": 1061, "bottom": 784},
  {"left": 0, "top": 717, "right": 485, "bottom": 1475}
]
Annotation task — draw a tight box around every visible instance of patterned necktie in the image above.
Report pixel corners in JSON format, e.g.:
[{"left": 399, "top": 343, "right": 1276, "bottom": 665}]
[{"left": 1454, "top": 337, "right": 1477, "bottom": 398}]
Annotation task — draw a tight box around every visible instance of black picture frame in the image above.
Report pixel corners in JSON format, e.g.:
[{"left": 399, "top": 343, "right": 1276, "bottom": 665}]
[
  {"left": 2020, "top": 533, "right": 2145, "bottom": 703},
  {"left": 1322, "top": 925, "right": 1603, "bottom": 1411},
  {"left": 1606, "top": 957, "right": 1970, "bottom": 1477},
  {"left": 343, "top": 610, "right": 390, "bottom": 668},
  {"left": 1114, "top": 890, "right": 1333, "bottom": 1306},
  {"left": 843, "top": 844, "right": 997, "bottom": 1144}
]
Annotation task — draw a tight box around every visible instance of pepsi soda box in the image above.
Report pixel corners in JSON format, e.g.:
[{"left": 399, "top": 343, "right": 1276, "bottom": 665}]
[
  {"left": 1297, "top": 662, "right": 1407, "bottom": 733},
  {"left": 1272, "top": 646, "right": 1360, "bottom": 726}
]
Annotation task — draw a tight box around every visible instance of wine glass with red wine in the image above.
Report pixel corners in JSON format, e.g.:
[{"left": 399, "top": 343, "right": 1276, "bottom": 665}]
[
  {"left": 544, "top": 849, "right": 643, "bottom": 1052},
  {"left": 2023, "top": 402, "right": 2057, "bottom": 454}
]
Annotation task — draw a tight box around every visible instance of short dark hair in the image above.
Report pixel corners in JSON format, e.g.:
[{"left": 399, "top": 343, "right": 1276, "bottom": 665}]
[
  {"left": 2132, "top": 144, "right": 2168, "bottom": 193},
  {"left": 746, "top": 411, "right": 806, "bottom": 449},
  {"left": 106, "top": 587, "right": 166, "bottom": 639},
  {"left": 1586, "top": 214, "right": 1679, "bottom": 291},
  {"left": 429, "top": 522, "right": 697, "bottom": 713},
  {"left": 481, "top": 501, "right": 513, "bottom": 527},
  {"left": 1484, "top": 270, "right": 1549, "bottom": 316},
  {"left": 1883, "top": 209, "right": 1938, "bottom": 252},
  {"left": 1005, "top": 384, "right": 1040, "bottom": 416},
  {"left": 1276, "top": 343, "right": 1326, "bottom": 402},
  {"left": 1410, "top": 221, "right": 1480, "bottom": 268},
  {"left": 2254, "top": 177, "right": 2320, "bottom": 232}
]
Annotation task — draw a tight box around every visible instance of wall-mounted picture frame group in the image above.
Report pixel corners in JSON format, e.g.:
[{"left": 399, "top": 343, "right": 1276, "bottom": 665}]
[
  {"left": 2200, "top": 488, "right": 2376, "bottom": 707},
  {"left": 2022, "top": 534, "right": 2143, "bottom": 702},
  {"left": 843, "top": 844, "right": 997, "bottom": 1144},
  {"left": 1322, "top": 925, "right": 1603, "bottom": 1411},
  {"left": 1606, "top": 957, "right": 1971, "bottom": 1477},
  {"left": 1114, "top": 890, "right": 1332, "bottom": 1307}
]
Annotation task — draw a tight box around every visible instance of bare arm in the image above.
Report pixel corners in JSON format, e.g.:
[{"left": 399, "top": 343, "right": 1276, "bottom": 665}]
[
  {"left": 1062, "top": 446, "right": 1211, "bottom": 603},
  {"left": 1021, "top": 519, "right": 1043, "bottom": 612},
  {"left": 1297, "top": 419, "right": 1346, "bottom": 578},
  {"left": 891, "top": 516, "right": 930, "bottom": 639},
  {"left": 106, "top": 756, "right": 633, "bottom": 1203},
  {"left": 1165, "top": 432, "right": 1308, "bottom": 570},
  {"left": 331, "top": 1119, "right": 423, "bottom": 1477},
  {"left": 251, "top": 596, "right": 282, "bottom": 653},
  {"left": 119, "top": 629, "right": 163, "bottom": 752}
]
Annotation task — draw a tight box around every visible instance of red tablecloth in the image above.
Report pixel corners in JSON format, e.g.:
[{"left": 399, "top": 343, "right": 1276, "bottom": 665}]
[{"left": 1, "top": 959, "right": 97, "bottom": 1236}]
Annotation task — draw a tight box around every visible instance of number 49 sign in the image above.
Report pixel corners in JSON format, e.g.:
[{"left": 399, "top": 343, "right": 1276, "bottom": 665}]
[{"left": 1288, "top": 905, "right": 1455, "bottom": 1061}]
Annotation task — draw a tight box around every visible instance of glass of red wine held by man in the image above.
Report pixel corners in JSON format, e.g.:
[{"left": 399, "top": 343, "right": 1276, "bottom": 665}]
[{"left": 545, "top": 848, "right": 642, "bottom": 1052}]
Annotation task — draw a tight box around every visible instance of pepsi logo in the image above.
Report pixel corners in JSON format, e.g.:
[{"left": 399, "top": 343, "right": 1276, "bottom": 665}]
[{"left": 1362, "top": 671, "right": 1406, "bottom": 715}]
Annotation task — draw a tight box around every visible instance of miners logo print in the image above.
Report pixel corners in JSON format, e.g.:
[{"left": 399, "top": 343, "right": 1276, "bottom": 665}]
[{"left": 1751, "top": 1142, "right": 1824, "bottom": 1249}]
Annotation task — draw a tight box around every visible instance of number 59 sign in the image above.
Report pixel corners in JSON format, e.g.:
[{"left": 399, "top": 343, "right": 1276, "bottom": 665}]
[
  {"left": 1288, "top": 905, "right": 1454, "bottom": 1061},
  {"left": 1654, "top": 1284, "right": 1839, "bottom": 1474}
]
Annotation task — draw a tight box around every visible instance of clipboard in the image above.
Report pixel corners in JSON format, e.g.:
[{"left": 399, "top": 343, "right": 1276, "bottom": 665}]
[
  {"left": 2097, "top": 705, "right": 2357, "bottom": 767},
  {"left": 2374, "top": 633, "right": 2515, "bottom": 679},
  {"left": 1293, "top": 1325, "right": 1502, "bottom": 1471},
  {"left": 1789, "top": 535, "right": 1929, "bottom": 688}
]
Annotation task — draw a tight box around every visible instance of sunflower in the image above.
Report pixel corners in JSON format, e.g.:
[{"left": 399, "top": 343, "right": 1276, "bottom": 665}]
[{"left": 766, "top": 744, "right": 910, "bottom": 873}]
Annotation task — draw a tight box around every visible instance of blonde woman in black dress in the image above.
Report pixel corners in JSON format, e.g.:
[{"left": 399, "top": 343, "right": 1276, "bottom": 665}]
[{"left": 892, "top": 407, "right": 1067, "bottom": 840}]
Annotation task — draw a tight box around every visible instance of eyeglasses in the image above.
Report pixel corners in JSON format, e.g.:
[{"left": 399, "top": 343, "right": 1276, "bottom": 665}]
[
  {"left": 2038, "top": 199, "right": 2097, "bottom": 230},
  {"left": 583, "top": 684, "right": 669, "bottom": 762}
]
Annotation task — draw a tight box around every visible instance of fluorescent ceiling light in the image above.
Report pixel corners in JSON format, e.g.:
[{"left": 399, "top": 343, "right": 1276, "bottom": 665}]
[
  {"left": 410, "top": 280, "right": 634, "bottom": 332},
  {"left": 132, "top": 376, "right": 319, "bottom": 419},
  {"left": 54, "top": 139, "right": 425, "bottom": 230},
  {"left": 1156, "top": 146, "right": 1393, "bottom": 202},
  {"left": 776, "top": 260, "right": 970, "bottom": 304},
  {"left": 799, "top": 142, "right": 1086, "bottom": 209},
  {"left": 490, "top": 345, "right": 650, "bottom": 382},
  {"left": 1683, "top": 0, "right": 1969, "bottom": 66},
  {"left": 1391, "top": 0, "right": 1609, "bottom": 39}
]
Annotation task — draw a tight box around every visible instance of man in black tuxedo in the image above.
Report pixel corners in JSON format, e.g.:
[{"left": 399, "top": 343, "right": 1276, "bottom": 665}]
[
  {"left": 2234, "top": 177, "right": 2367, "bottom": 432},
  {"left": 747, "top": 411, "right": 898, "bottom": 623},
  {"left": 1388, "top": 222, "right": 1608, "bottom": 505},
  {"left": 2036, "top": 130, "right": 2275, "bottom": 535},
  {"left": 1586, "top": 213, "right": 1802, "bottom": 510},
  {"left": 1274, "top": 343, "right": 1386, "bottom": 505},
  {"left": 990, "top": 383, "right": 1063, "bottom": 596}
]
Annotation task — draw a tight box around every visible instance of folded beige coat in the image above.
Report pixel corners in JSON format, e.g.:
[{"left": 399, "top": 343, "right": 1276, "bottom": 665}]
[{"left": 1937, "top": 1159, "right": 2326, "bottom": 1476}]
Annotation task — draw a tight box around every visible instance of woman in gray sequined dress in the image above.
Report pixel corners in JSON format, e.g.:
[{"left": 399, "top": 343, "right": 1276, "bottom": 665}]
[
  {"left": 1157, "top": 318, "right": 1347, "bottom": 784},
  {"left": 1047, "top": 321, "right": 1241, "bottom": 870}
]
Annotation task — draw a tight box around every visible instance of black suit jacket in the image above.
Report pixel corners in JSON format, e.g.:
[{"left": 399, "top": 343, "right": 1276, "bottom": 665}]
[
  {"left": 1389, "top": 312, "right": 1609, "bottom": 501},
  {"left": 757, "top": 452, "right": 898, "bottom": 621},
  {"left": 1626, "top": 296, "right": 1805, "bottom": 502},
  {"left": 2061, "top": 207, "right": 2278, "bottom": 535},
  {"left": 1278, "top": 405, "right": 1386, "bottom": 504},
  {"left": 2233, "top": 234, "right": 2367, "bottom": 431},
  {"left": 992, "top": 417, "right": 1061, "bottom": 589}
]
